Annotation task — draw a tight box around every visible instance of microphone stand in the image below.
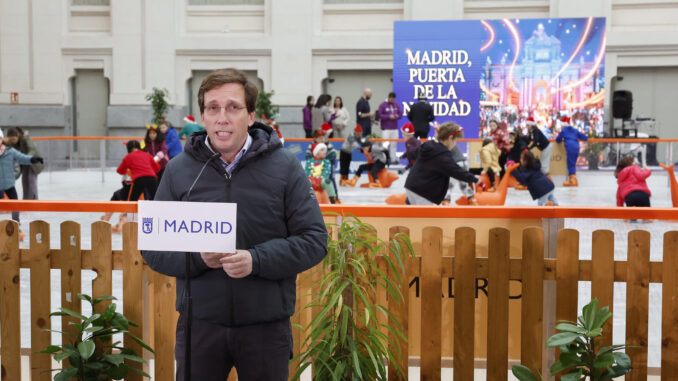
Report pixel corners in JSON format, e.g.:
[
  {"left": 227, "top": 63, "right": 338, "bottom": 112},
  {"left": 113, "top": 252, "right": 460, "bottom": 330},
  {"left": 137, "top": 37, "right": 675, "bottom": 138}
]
[{"left": 184, "top": 253, "right": 192, "bottom": 381}]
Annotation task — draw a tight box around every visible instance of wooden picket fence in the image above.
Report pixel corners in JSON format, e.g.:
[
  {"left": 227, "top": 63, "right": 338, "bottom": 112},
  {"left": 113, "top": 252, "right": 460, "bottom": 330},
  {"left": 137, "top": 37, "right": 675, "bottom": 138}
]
[{"left": 1, "top": 219, "right": 677, "bottom": 380}]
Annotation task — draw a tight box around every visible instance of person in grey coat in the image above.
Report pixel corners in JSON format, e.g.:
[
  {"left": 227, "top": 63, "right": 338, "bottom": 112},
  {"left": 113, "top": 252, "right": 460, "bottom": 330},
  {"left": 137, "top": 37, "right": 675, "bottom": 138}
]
[
  {"left": 141, "top": 68, "right": 327, "bottom": 381},
  {"left": 0, "top": 129, "right": 43, "bottom": 224},
  {"left": 6, "top": 127, "right": 44, "bottom": 199}
]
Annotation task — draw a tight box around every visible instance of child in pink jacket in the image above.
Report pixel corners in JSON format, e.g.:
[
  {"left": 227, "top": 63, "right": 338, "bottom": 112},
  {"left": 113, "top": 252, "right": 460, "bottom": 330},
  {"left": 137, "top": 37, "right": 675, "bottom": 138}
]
[{"left": 615, "top": 156, "right": 651, "bottom": 207}]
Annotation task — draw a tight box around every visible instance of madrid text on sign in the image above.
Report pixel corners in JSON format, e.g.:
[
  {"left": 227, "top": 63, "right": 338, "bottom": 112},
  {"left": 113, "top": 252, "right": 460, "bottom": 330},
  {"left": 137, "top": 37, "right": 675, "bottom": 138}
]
[{"left": 408, "top": 277, "right": 523, "bottom": 299}]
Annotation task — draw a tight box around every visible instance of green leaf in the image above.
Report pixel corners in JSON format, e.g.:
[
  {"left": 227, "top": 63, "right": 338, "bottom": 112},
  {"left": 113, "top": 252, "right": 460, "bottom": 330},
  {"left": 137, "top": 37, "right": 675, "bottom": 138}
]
[
  {"left": 77, "top": 341, "right": 95, "bottom": 361},
  {"left": 613, "top": 351, "right": 631, "bottom": 368},
  {"left": 586, "top": 328, "right": 603, "bottom": 338},
  {"left": 57, "top": 307, "right": 87, "bottom": 322},
  {"left": 104, "top": 353, "right": 125, "bottom": 366},
  {"left": 40, "top": 345, "right": 62, "bottom": 354},
  {"left": 555, "top": 323, "right": 586, "bottom": 334},
  {"left": 511, "top": 364, "right": 541, "bottom": 381},
  {"left": 593, "top": 352, "right": 615, "bottom": 369},
  {"left": 54, "top": 367, "right": 79, "bottom": 381},
  {"left": 561, "top": 369, "right": 584, "bottom": 381},
  {"left": 546, "top": 332, "right": 580, "bottom": 347},
  {"left": 93, "top": 295, "right": 117, "bottom": 304},
  {"left": 582, "top": 299, "right": 599, "bottom": 330},
  {"left": 77, "top": 293, "right": 92, "bottom": 303},
  {"left": 592, "top": 305, "right": 612, "bottom": 329},
  {"left": 54, "top": 352, "right": 73, "bottom": 362}
]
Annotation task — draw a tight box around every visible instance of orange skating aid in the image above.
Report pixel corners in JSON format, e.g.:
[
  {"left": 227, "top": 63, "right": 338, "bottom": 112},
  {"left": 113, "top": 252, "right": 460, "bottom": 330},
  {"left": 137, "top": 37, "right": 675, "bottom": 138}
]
[
  {"left": 456, "top": 163, "right": 519, "bottom": 206},
  {"left": 660, "top": 163, "right": 678, "bottom": 207}
]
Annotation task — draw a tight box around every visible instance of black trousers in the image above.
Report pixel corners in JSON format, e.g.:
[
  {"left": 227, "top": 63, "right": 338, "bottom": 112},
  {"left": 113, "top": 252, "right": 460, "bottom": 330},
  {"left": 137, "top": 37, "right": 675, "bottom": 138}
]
[
  {"left": 414, "top": 128, "right": 429, "bottom": 139},
  {"left": 356, "top": 161, "right": 385, "bottom": 181},
  {"left": 625, "top": 190, "right": 651, "bottom": 207},
  {"left": 498, "top": 150, "right": 508, "bottom": 178},
  {"left": 469, "top": 167, "right": 495, "bottom": 185},
  {"left": 339, "top": 151, "right": 352, "bottom": 177},
  {"left": 129, "top": 176, "right": 157, "bottom": 201},
  {"left": 175, "top": 315, "right": 292, "bottom": 381}
]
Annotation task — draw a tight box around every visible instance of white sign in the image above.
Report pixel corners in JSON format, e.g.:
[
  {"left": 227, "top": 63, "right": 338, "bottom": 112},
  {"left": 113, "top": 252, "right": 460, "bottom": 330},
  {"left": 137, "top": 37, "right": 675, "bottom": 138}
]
[{"left": 137, "top": 200, "right": 237, "bottom": 253}]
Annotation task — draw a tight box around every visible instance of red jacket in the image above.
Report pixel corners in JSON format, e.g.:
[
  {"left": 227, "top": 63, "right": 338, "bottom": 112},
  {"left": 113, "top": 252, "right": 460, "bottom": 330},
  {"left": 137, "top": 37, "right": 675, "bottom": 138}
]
[
  {"left": 117, "top": 150, "right": 161, "bottom": 180},
  {"left": 616, "top": 165, "right": 651, "bottom": 206}
]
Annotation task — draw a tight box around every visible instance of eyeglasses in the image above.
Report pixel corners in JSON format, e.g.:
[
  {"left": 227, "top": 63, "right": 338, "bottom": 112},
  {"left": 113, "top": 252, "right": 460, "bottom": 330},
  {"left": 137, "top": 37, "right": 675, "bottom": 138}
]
[{"left": 204, "top": 104, "right": 247, "bottom": 116}]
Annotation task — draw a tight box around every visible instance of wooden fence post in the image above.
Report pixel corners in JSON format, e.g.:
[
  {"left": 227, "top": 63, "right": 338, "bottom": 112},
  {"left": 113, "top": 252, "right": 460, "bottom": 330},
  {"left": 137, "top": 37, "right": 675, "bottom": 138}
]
[
  {"left": 388, "top": 226, "right": 410, "bottom": 381},
  {"left": 0, "top": 220, "right": 22, "bottom": 381},
  {"left": 554, "top": 229, "right": 579, "bottom": 381},
  {"left": 626, "top": 230, "right": 650, "bottom": 381},
  {"left": 60, "top": 222, "right": 82, "bottom": 345},
  {"left": 421, "top": 226, "right": 443, "bottom": 381},
  {"left": 487, "top": 227, "right": 510, "bottom": 381},
  {"left": 521, "top": 227, "right": 544, "bottom": 376},
  {"left": 662, "top": 231, "right": 678, "bottom": 377},
  {"left": 591, "top": 230, "right": 614, "bottom": 349},
  {"left": 91, "top": 221, "right": 113, "bottom": 313},
  {"left": 29, "top": 221, "right": 51, "bottom": 381},
  {"left": 122, "top": 222, "right": 145, "bottom": 381},
  {"left": 453, "top": 227, "right": 476, "bottom": 381}
]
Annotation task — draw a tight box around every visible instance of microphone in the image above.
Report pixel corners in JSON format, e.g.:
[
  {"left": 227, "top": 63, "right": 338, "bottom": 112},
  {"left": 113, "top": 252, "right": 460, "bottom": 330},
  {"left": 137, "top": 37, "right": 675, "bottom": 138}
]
[{"left": 185, "top": 152, "right": 220, "bottom": 201}]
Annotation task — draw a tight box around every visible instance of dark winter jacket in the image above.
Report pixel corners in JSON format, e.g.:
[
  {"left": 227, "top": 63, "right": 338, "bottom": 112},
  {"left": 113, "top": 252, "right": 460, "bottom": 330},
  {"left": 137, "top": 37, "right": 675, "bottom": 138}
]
[
  {"left": 511, "top": 161, "right": 554, "bottom": 200},
  {"left": 404, "top": 140, "right": 477, "bottom": 204},
  {"left": 141, "top": 122, "right": 328, "bottom": 327},
  {"left": 528, "top": 126, "right": 550, "bottom": 151},
  {"left": 407, "top": 101, "right": 435, "bottom": 136},
  {"left": 507, "top": 135, "right": 530, "bottom": 163}
]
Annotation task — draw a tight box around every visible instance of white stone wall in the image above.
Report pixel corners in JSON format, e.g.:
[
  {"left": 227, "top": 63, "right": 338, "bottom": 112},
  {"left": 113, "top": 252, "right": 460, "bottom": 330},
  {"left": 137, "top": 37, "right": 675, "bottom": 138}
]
[{"left": 0, "top": 0, "right": 677, "bottom": 126}]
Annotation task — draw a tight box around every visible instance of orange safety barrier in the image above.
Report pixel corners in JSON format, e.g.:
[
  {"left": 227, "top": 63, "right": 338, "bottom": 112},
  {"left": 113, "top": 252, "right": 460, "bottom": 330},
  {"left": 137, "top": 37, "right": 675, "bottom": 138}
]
[{"left": 0, "top": 200, "right": 677, "bottom": 220}]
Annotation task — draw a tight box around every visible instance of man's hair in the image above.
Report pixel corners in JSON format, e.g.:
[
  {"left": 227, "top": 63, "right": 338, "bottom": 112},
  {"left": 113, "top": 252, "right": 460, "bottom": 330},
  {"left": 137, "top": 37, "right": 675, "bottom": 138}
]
[
  {"left": 6, "top": 127, "right": 23, "bottom": 137},
  {"left": 437, "top": 122, "right": 463, "bottom": 141},
  {"left": 388, "top": 92, "right": 396, "bottom": 98},
  {"left": 198, "top": 68, "right": 258, "bottom": 114},
  {"left": 126, "top": 140, "right": 141, "bottom": 153}
]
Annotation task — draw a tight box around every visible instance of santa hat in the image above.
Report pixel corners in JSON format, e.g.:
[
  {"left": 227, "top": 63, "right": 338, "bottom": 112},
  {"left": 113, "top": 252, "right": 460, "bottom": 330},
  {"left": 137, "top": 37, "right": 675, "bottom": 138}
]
[
  {"left": 560, "top": 116, "right": 571, "bottom": 125},
  {"left": 184, "top": 115, "right": 196, "bottom": 124},
  {"left": 354, "top": 124, "right": 363, "bottom": 134},
  {"left": 401, "top": 122, "right": 414, "bottom": 135},
  {"left": 312, "top": 143, "right": 327, "bottom": 158},
  {"left": 526, "top": 116, "right": 536, "bottom": 125},
  {"left": 321, "top": 123, "right": 333, "bottom": 134}
]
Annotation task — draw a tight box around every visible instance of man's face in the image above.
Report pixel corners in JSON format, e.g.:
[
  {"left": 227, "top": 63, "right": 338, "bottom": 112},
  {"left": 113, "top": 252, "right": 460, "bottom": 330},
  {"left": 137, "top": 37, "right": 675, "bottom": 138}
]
[
  {"left": 388, "top": 96, "right": 395, "bottom": 104},
  {"left": 201, "top": 83, "right": 255, "bottom": 162},
  {"left": 365, "top": 90, "right": 372, "bottom": 100}
]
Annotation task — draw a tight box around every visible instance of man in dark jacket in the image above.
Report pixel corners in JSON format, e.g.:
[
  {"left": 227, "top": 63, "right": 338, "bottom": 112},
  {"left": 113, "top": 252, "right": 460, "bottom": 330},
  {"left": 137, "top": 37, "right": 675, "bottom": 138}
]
[
  {"left": 356, "top": 88, "right": 374, "bottom": 137},
  {"left": 404, "top": 122, "right": 477, "bottom": 205},
  {"left": 407, "top": 93, "right": 435, "bottom": 139},
  {"left": 141, "top": 68, "right": 327, "bottom": 381}
]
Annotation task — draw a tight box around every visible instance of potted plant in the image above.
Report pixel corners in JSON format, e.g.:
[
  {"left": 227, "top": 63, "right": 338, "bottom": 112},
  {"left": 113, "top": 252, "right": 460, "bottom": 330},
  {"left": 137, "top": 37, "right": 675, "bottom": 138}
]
[
  {"left": 41, "top": 294, "right": 154, "bottom": 381},
  {"left": 145, "top": 87, "right": 170, "bottom": 125},
  {"left": 255, "top": 89, "right": 279, "bottom": 124},
  {"left": 291, "top": 214, "right": 413, "bottom": 380},
  {"left": 583, "top": 130, "right": 605, "bottom": 170},
  {"left": 512, "top": 298, "right": 632, "bottom": 381}
]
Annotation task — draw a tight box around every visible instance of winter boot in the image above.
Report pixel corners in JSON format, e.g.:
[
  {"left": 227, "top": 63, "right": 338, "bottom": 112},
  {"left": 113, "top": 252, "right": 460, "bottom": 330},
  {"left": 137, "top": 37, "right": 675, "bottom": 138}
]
[
  {"left": 345, "top": 176, "right": 359, "bottom": 187},
  {"left": 18, "top": 230, "right": 25, "bottom": 242},
  {"left": 569, "top": 175, "right": 578, "bottom": 186},
  {"left": 112, "top": 215, "right": 127, "bottom": 234},
  {"left": 563, "top": 175, "right": 574, "bottom": 187},
  {"left": 100, "top": 212, "right": 112, "bottom": 222},
  {"left": 329, "top": 196, "right": 337, "bottom": 204},
  {"left": 339, "top": 175, "right": 349, "bottom": 186}
]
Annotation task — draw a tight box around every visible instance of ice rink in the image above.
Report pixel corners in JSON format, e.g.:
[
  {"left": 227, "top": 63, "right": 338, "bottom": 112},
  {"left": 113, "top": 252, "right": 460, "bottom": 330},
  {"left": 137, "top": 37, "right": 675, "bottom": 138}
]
[{"left": 7, "top": 164, "right": 678, "bottom": 377}]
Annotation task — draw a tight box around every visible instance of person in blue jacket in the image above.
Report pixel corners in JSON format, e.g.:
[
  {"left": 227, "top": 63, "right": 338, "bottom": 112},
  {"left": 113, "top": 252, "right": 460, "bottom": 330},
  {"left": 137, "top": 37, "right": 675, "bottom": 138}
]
[
  {"left": 511, "top": 150, "right": 559, "bottom": 206},
  {"left": 555, "top": 116, "right": 587, "bottom": 187},
  {"left": 159, "top": 120, "right": 183, "bottom": 159}
]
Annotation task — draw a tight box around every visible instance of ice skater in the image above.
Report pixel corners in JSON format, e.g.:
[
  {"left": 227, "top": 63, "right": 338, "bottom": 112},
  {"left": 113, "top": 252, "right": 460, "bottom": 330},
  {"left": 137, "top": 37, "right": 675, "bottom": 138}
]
[
  {"left": 511, "top": 150, "right": 559, "bottom": 206},
  {"left": 555, "top": 116, "right": 587, "bottom": 187}
]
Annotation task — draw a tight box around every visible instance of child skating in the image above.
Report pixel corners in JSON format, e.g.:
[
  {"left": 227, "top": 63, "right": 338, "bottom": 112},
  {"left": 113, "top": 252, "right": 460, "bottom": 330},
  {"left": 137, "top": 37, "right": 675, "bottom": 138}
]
[
  {"left": 511, "top": 150, "right": 559, "bottom": 206},
  {"left": 555, "top": 116, "right": 587, "bottom": 187}
]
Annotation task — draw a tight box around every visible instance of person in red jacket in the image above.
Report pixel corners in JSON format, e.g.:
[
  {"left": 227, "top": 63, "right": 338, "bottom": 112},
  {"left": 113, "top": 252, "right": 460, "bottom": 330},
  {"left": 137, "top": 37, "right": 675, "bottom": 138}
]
[
  {"left": 615, "top": 156, "right": 651, "bottom": 209},
  {"left": 117, "top": 140, "right": 161, "bottom": 201}
]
